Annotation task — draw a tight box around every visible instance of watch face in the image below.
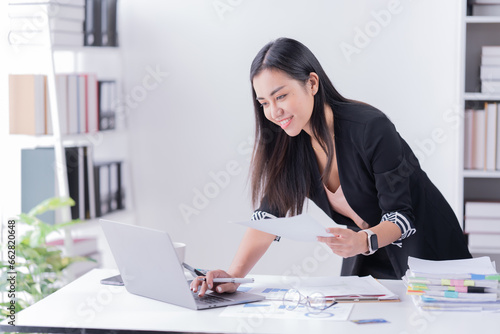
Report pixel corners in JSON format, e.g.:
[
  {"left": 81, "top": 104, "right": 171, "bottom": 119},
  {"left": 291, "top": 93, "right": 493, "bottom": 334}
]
[{"left": 370, "top": 234, "right": 379, "bottom": 251}]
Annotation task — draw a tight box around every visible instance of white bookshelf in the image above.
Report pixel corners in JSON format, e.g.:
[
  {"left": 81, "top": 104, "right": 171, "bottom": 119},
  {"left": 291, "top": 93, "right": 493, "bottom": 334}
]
[
  {"left": 464, "top": 92, "right": 500, "bottom": 100},
  {"left": 1, "top": 7, "right": 135, "bottom": 277},
  {"left": 465, "top": 16, "right": 500, "bottom": 24},
  {"left": 463, "top": 170, "right": 500, "bottom": 178},
  {"left": 461, "top": 1, "right": 500, "bottom": 255}
]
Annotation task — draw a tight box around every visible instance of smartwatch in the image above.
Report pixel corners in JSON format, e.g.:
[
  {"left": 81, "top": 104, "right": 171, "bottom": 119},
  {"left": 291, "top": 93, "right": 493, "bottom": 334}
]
[{"left": 361, "top": 229, "right": 378, "bottom": 255}]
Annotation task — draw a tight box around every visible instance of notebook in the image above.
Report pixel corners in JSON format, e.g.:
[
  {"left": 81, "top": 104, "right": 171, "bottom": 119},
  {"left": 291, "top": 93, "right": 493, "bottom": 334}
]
[{"left": 99, "top": 219, "right": 264, "bottom": 310}]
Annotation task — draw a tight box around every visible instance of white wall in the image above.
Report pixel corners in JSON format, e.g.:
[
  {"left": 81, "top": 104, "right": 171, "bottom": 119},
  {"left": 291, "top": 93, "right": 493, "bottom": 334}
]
[{"left": 119, "top": 0, "right": 462, "bottom": 275}]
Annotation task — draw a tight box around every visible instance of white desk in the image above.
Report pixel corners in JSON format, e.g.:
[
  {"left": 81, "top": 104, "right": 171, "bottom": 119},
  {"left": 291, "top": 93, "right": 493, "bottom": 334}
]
[{"left": 1, "top": 269, "right": 499, "bottom": 333}]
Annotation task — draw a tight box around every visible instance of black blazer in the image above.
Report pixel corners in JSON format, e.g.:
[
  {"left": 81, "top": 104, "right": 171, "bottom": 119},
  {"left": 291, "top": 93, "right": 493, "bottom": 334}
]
[{"left": 255, "top": 102, "right": 471, "bottom": 279}]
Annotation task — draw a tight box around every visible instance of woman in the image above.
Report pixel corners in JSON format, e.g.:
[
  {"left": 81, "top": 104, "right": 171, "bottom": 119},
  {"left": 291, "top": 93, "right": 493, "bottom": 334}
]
[{"left": 192, "top": 37, "right": 471, "bottom": 296}]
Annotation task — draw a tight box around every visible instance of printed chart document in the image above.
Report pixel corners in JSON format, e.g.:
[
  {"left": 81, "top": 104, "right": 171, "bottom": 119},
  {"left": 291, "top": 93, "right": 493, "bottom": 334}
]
[
  {"left": 232, "top": 213, "right": 343, "bottom": 242},
  {"left": 220, "top": 275, "right": 399, "bottom": 321},
  {"left": 219, "top": 300, "right": 353, "bottom": 321}
]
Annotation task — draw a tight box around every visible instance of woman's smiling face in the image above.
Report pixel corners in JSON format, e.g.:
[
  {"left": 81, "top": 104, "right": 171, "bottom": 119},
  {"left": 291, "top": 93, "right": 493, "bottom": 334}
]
[{"left": 253, "top": 69, "right": 318, "bottom": 137}]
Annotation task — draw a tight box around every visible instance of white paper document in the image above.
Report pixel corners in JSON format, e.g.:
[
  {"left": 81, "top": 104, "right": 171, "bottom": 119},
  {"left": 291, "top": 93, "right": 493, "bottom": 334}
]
[
  {"left": 232, "top": 213, "right": 339, "bottom": 242},
  {"left": 408, "top": 256, "right": 498, "bottom": 276},
  {"left": 287, "top": 275, "right": 399, "bottom": 301}
]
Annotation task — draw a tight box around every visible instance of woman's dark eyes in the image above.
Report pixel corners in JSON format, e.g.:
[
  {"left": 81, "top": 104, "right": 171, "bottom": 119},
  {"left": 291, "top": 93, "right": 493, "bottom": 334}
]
[{"left": 260, "top": 95, "right": 286, "bottom": 108}]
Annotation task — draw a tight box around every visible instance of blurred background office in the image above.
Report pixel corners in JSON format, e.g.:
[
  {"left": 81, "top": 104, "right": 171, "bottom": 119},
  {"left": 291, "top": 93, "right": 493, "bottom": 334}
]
[{"left": 2, "top": 0, "right": 492, "bottom": 278}]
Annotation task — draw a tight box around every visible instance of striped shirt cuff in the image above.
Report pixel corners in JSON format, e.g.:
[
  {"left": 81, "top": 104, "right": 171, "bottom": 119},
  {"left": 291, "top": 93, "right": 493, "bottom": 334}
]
[
  {"left": 251, "top": 211, "right": 280, "bottom": 242},
  {"left": 381, "top": 211, "right": 416, "bottom": 248}
]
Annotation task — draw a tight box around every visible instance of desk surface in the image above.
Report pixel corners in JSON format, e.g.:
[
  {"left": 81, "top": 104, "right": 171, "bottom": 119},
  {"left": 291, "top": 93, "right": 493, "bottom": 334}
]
[{"left": 1, "top": 269, "right": 499, "bottom": 334}]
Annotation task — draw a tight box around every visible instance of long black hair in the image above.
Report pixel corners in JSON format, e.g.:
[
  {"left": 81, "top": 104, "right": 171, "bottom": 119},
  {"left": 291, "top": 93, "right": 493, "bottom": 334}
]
[{"left": 250, "top": 37, "right": 351, "bottom": 216}]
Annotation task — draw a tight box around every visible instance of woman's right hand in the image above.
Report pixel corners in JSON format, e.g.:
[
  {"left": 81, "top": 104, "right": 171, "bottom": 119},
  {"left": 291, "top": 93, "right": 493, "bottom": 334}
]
[{"left": 189, "top": 269, "right": 240, "bottom": 297}]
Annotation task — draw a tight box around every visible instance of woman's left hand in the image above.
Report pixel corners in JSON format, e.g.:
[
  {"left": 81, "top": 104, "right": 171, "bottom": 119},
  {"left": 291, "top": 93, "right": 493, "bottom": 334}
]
[{"left": 317, "top": 228, "right": 369, "bottom": 258}]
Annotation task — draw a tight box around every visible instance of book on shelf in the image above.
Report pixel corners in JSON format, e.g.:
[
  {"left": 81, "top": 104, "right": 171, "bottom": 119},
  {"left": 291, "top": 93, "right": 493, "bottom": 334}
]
[
  {"left": 481, "top": 46, "right": 500, "bottom": 94},
  {"left": 106, "top": 0, "right": 118, "bottom": 46},
  {"left": 465, "top": 218, "right": 500, "bottom": 233},
  {"left": 463, "top": 104, "right": 499, "bottom": 171},
  {"left": 77, "top": 75, "right": 86, "bottom": 134},
  {"left": 69, "top": 73, "right": 99, "bottom": 134},
  {"left": 10, "top": 16, "right": 83, "bottom": 33},
  {"left": 9, "top": 75, "right": 114, "bottom": 136},
  {"left": 485, "top": 102, "right": 498, "bottom": 171},
  {"left": 83, "top": 146, "right": 96, "bottom": 219},
  {"left": 468, "top": 234, "right": 500, "bottom": 248},
  {"left": 465, "top": 201, "right": 500, "bottom": 218},
  {"left": 8, "top": 2, "right": 85, "bottom": 21},
  {"left": 100, "top": 0, "right": 118, "bottom": 46},
  {"left": 8, "top": 0, "right": 86, "bottom": 5},
  {"left": 9, "top": 74, "right": 47, "bottom": 135},
  {"left": 473, "top": 0, "right": 500, "bottom": 4},
  {"left": 67, "top": 74, "right": 79, "bottom": 134},
  {"left": 21, "top": 148, "right": 57, "bottom": 224},
  {"left": 21, "top": 146, "right": 100, "bottom": 224},
  {"left": 7, "top": 1, "right": 85, "bottom": 46},
  {"left": 482, "top": 80, "right": 500, "bottom": 94},
  {"left": 84, "top": 0, "right": 118, "bottom": 47},
  {"left": 94, "top": 160, "right": 125, "bottom": 217},
  {"left": 472, "top": 4, "right": 500, "bottom": 16},
  {"left": 8, "top": 30, "right": 84, "bottom": 46},
  {"left": 498, "top": 103, "right": 500, "bottom": 170},
  {"left": 483, "top": 46, "right": 500, "bottom": 57},
  {"left": 473, "top": 109, "right": 485, "bottom": 169},
  {"left": 94, "top": 163, "right": 109, "bottom": 217},
  {"left": 482, "top": 55, "right": 500, "bottom": 66},
  {"left": 55, "top": 74, "right": 68, "bottom": 135},
  {"left": 83, "top": 73, "right": 99, "bottom": 133},
  {"left": 84, "top": 0, "right": 100, "bottom": 46},
  {"left": 464, "top": 109, "right": 474, "bottom": 170},
  {"left": 480, "top": 66, "right": 500, "bottom": 81},
  {"left": 465, "top": 201, "right": 500, "bottom": 234},
  {"left": 109, "top": 162, "right": 118, "bottom": 211},
  {"left": 65, "top": 146, "right": 85, "bottom": 221},
  {"left": 98, "top": 80, "right": 117, "bottom": 131}
]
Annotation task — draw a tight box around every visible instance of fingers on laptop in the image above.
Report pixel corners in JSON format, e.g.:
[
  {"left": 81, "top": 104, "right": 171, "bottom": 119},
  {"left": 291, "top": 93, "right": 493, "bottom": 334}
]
[
  {"left": 215, "top": 282, "right": 237, "bottom": 294},
  {"left": 190, "top": 270, "right": 234, "bottom": 296}
]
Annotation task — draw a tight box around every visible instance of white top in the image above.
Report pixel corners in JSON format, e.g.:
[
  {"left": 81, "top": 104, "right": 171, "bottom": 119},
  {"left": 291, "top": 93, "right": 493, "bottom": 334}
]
[{"left": 324, "top": 185, "right": 367, "bottom": 228}]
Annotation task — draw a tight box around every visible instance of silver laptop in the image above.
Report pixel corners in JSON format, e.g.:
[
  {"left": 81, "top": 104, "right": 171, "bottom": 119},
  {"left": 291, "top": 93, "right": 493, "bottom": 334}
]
[{"left": 99, "top": 219, "right": 264, "bottom": 310}]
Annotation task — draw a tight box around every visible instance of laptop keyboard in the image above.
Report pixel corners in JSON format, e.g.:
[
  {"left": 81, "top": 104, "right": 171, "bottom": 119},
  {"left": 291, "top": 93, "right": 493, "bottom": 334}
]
[{"left": 193, "top": 292, "right": 232, "bottom": 305}]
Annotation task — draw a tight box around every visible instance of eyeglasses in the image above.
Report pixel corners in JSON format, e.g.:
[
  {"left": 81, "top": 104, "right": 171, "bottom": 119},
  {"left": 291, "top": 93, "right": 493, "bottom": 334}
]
[{"left": 282, "top": 289, "right": 337, "bottom": 314}]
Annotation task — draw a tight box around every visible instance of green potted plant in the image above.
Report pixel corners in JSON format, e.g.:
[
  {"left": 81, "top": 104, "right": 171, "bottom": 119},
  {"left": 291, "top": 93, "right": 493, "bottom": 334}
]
[{"left": 0, "top": 197, "right": 95, "bottom": 321}]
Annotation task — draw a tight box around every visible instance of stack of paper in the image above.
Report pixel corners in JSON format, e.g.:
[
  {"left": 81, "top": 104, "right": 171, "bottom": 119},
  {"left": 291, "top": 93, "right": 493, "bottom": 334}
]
[{"left": 404, "top": 257, "right": 500, "bottom": 311}]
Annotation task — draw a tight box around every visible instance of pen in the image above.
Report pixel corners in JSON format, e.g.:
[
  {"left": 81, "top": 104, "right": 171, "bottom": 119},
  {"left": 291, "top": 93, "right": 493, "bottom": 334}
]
[
  {"left": 182, "top": 262, "right": 208, "bottom": 276},
  {"left": 198, "top": 277, "right": 255, "bottom": 284}
]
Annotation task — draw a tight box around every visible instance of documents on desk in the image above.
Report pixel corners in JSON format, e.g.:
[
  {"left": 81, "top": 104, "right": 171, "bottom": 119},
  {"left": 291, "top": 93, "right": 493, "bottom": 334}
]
[
  {"left": 220, "top": 275, "right": 399, "bottom": 321},
  {"left": 232, "top": 213, "right": 344, "bottom": 242},
  {"left": 403, "top": 256, "right": 500, "bottom": 311}
]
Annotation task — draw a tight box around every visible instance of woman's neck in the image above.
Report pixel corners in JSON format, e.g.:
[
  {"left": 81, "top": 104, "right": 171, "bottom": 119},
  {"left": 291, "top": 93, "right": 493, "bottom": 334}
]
[{"left": 308, "top": 104, "right": 334, "bottom": 148}]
